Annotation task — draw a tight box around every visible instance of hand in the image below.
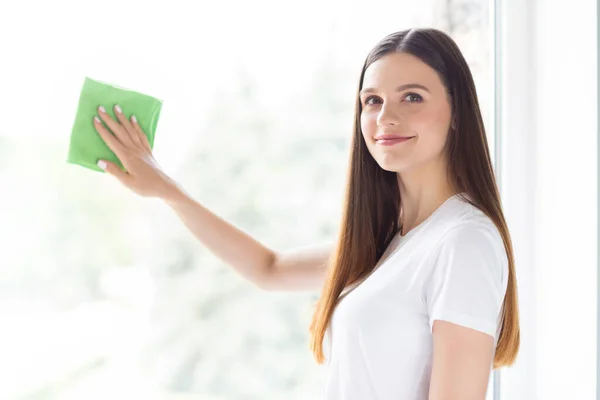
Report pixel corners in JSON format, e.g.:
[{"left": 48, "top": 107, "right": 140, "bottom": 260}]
[{"left": 94, "top": 104, "right": 175, "bottom": 199}]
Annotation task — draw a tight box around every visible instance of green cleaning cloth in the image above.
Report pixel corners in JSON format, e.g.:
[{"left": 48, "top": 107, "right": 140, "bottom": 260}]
[{"left": 67, "top": 77, "right": 163, "bottom": 173}]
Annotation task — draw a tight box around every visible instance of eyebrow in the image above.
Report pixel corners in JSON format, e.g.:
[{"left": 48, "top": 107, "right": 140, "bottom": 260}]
[{"left": 359, "top": 83, "right": 430, "bottom": 96}]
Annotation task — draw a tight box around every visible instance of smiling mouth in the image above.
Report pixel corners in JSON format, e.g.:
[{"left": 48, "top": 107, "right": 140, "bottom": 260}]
[{"left": 376, "top": 136, "right": 415, "bottom": 146}]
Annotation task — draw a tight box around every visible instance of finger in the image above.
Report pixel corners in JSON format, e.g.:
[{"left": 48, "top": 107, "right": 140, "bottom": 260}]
[
  {"left": 113, "top": 104, "right": 145, "bottom": 150},
  {"left": 130, "top": 115, "right": 152, "bottom": 152},
  {"left": 97, "top": 159, "right": 132, "bottom": 185},
  {"left": 94, "top": 116, "right": 128, "bottom": 160},
  {"left": 97, "top": 105, "right": 135, "bottom": 149}
]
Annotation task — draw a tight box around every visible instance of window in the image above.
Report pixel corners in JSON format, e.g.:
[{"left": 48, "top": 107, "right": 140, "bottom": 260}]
[{"left": 0, "top": 1, "right": 493, "bottom": 398}]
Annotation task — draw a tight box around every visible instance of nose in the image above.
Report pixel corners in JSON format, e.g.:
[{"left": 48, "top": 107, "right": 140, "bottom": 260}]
[{"left": 376, "top": 104, "right": 401, "bottom": 127}]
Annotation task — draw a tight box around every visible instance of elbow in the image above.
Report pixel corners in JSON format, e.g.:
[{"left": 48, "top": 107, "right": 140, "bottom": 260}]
[{"left": 254, "top": 256, "right": 278, "bottom": 291}]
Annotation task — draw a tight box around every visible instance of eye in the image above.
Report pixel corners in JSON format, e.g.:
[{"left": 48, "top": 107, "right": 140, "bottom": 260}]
[
  {"left": 403, "top": 93, "right": 423, "bottom": 103},
  {"left": 362, "top": 93, "right": 423, "bottom": 107},
  {"left": 364, "top": 95, "right": 381, "bottom": 106}
]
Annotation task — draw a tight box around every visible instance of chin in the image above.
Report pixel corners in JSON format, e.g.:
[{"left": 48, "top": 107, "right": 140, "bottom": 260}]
[{"left": 374, "top": 157, "right": 413, "bottom": 173}]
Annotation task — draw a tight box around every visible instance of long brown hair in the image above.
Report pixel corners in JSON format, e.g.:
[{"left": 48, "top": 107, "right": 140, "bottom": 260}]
[{"left": 309, "top": 28, "right": 520, "bottom": 369}]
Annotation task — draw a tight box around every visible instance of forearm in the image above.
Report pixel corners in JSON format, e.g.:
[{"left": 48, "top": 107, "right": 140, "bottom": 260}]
[{"left": 160, "top": 182, "right": 275, "bottom": 287}]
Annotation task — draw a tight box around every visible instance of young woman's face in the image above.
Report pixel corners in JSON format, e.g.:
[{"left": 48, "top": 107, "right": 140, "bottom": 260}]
[{"left": 359, "top": 52, "right": 453, "bottom": 173}]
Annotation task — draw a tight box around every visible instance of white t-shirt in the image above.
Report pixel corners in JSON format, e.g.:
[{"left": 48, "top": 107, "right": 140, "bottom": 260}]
[{"left": 321, "top": 193, "right": 508, "bottom": 400}]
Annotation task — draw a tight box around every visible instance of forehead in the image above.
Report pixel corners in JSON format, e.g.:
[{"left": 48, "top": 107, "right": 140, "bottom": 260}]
[{"left": 362, "top": 52, "right": 441, "bottom": 90}]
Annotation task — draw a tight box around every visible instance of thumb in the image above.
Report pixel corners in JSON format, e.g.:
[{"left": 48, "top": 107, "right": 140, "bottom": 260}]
[{"left": 97, "top": 160, "right": 130, "bottom": 184}]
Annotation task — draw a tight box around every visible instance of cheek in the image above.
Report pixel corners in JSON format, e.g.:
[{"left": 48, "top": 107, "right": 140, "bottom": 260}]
[
  {"left": 412, "top": 106, "right": 451, "bottom": 141},
  {"left": 360, "top": 113, "right": 375, "bottom": 139}
]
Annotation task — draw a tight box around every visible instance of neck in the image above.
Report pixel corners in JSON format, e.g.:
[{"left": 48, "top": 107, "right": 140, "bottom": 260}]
[{"left": 396, "top": 158, "right": 457, "bottom": 235}]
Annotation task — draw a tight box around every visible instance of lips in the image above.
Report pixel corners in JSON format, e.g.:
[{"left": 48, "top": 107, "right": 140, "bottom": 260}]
[
  {"left": 375, "top": 135, "right": 415, "bottom": 140},
  {"left": 375, "top": 133, "right": 415, "bottom": 140},
  {"left": 375, "top": 136, "right": 415, "bottom": 146}
]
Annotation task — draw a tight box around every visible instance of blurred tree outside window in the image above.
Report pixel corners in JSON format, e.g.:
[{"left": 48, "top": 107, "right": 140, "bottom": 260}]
[{"left": 0, "top": 1, "right": 492, "bottom": 398}]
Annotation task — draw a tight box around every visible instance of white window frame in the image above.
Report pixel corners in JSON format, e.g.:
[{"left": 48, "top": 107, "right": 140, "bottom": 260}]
[{"left": 494, "top": 0, "right": 598, "bottom": 398}]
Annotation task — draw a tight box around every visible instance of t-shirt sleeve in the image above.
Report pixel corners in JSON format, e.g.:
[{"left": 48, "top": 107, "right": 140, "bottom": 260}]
[{"left": 425, "top": 223, "right": 507, "bottom": 337}]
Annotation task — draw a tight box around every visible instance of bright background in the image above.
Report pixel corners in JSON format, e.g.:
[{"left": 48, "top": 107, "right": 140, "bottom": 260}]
[{"left": 0, "top": 0, "right": 597, "bottom": 399}]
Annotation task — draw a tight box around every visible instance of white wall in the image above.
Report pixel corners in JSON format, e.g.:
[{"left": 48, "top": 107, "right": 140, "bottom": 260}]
[{"left": 499, "top": 0, "right": 598, "bottom": 398}]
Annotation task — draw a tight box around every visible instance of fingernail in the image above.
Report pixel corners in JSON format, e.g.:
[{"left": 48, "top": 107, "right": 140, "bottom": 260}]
[
  {"left": 94, "top": 116, "right": 101, "bottom": 123},
  {"left": 98, "top": 105, "right": 106, "bottom": 113},
  {"left": 115, "top": 104, "right": 122, "bottom": 114},
  {"left": 97, "top": 160, "right": 107, "bottom": 170},
  {"left": 131, "top": 115, "right": 137, "bottom": 124}
]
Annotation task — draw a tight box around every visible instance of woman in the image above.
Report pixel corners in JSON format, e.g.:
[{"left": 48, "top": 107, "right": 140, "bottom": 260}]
[{"left": 94, "top": 27, "right": 520, "bottom": 400}]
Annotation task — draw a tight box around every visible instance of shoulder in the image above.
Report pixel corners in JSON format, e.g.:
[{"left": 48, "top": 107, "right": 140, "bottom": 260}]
[
  {"left": 431, "top": 203, "right": 508, "bottom": 285},
  {"left": 440, "top": 195, "right": 504, "bottom": 246}
]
